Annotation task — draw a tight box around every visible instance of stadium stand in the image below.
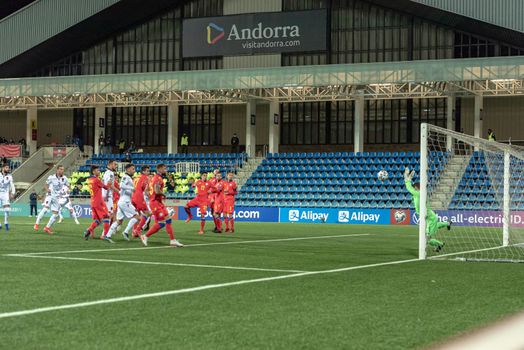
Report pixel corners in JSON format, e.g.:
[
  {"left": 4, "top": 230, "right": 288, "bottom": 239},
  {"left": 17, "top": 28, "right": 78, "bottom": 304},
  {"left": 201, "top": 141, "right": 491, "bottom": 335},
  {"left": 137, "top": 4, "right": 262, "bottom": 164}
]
[
  {"left": 237, "top": 152, "right": 425, "bottom": 208},
  {"left": 73, "top": 152, "right": 248, "bottom": 199}
]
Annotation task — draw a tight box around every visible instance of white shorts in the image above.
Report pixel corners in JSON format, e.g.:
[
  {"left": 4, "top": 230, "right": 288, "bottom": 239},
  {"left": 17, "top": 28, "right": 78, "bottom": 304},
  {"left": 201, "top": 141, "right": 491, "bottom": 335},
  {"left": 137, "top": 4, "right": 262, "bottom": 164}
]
[
  {"left": 0, "top": 193, "right": 10, "bottom": 207},
  {"left": 105, "top": 197, "right": 114, "bottom": 213},
  {"left": 43, "top": 194, "right": 53, "bottom": 208},
  {"left": 116, "top": 200, "right": 137, "bottom": 221},
  {"left": 59, "top": 197, "right": 73, "bottom": 211},
  {"left": 44, "top": 195, "right": 61, "bottom": 212}
]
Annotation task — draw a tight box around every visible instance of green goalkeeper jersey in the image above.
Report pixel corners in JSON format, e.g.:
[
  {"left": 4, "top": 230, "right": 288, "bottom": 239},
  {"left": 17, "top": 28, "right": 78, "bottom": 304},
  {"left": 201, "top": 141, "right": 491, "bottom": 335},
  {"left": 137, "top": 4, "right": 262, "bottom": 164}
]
[{"left": 405, "top": 180, "right": 432, "bottom": 215}]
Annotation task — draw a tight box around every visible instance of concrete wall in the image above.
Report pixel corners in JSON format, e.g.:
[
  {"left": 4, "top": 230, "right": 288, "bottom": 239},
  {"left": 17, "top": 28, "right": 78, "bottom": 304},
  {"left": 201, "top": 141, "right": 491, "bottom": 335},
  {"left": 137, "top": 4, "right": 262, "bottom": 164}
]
[
  {"left": 461, "top": 96, "right": 524, "bottom": 141},
  {"left": 36, "top": 109, "right": 74, "bottom": 146},
  {"left": 0, "top": 111, "right": 26, "bottom": 141}
]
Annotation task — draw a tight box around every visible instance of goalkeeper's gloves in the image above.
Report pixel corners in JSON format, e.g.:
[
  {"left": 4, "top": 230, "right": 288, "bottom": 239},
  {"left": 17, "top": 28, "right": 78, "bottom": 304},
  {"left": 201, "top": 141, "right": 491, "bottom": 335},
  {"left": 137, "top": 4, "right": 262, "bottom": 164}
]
[{"left": 404, "top": 167, "right": 415, "bottom": 182}]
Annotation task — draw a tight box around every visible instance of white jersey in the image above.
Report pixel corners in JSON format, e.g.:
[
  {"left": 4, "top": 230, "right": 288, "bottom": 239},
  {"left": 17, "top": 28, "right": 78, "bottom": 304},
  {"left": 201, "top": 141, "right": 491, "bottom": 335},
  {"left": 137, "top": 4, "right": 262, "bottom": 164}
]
[
  {"left": 102, "top": 170, "right": 115, "bottom": 200},
  {"left": 46, "top": 174, "right": 69, "bottom": 198},
  {"left": 119, "top": 174, "right": 135, "bottom": 203},
  {"left": 0, "top": 172, "right": 15, "bottom": 195}
]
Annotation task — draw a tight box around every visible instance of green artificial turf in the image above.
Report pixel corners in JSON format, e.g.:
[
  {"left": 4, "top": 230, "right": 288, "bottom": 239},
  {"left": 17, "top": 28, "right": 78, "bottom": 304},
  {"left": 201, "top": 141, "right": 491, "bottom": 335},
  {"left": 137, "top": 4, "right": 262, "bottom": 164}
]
[{"left": 0, "top": 217, "right": 523, "bottom": 349}]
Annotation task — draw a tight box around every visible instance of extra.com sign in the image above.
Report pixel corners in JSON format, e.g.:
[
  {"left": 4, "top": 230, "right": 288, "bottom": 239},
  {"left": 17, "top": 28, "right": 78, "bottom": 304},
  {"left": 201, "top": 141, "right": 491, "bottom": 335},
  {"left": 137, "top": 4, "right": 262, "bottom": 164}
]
[{"left": 183, "top": 10, "right": 327, "bottom": 57}]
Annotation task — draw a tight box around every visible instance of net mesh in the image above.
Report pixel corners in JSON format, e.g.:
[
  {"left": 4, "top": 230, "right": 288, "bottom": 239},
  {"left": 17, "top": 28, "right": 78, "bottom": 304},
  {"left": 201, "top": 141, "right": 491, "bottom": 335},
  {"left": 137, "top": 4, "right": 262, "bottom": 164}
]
[{"left": 423, "top": 124, "right": 524, "bottom": 262}]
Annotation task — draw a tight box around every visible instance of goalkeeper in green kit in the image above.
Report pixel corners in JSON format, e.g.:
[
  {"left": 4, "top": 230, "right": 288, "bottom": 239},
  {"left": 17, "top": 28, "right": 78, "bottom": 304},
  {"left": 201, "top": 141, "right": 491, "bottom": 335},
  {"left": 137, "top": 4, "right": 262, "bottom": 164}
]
[{"left": 404, "top": 167, "right": 451, "bottom": 252}]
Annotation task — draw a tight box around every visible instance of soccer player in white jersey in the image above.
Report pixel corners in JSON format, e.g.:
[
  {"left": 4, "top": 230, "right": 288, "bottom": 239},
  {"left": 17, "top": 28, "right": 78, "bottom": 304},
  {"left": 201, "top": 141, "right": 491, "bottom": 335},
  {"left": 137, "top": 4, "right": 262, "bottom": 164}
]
[
  {"left": 37, "top": 165, "right": 68, "bottom": 234},
  {"left": 104, "top": 164, "right": 141, "bottom": 243},
  {"left": 57, "top": 184, "right": 80, "bottom": 225},
  {"left": 0, "top": 163, "right": 16, "bottom": 231},
  {"left": 102, "top": 159, "right": 119, "bottom": 220}
]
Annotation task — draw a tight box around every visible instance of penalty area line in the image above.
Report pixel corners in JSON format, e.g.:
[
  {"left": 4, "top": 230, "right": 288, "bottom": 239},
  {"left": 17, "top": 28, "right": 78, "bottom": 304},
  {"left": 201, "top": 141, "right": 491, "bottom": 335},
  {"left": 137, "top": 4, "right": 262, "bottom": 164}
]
[
  {"left": 5, "top": 233, "right": 371, "bottom": 257},
  {"left": 0, "top": 257, "right": 418, "bottom": 320},
  {"left": 8, "top": 254, "right": 307, "bottom": 273}
]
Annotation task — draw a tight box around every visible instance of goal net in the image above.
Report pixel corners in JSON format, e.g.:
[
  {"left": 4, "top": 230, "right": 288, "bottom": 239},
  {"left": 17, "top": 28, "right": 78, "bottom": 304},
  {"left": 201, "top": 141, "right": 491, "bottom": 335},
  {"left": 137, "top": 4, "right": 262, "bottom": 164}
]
[{"left": 419, "top": 123, "right": 524, "bottom": 262}]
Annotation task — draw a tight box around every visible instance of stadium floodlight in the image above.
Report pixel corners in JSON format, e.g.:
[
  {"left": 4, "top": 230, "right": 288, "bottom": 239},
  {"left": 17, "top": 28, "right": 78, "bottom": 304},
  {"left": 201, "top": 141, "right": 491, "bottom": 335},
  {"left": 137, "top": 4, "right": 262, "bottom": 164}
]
[{"left": 419, "top": 123, "right": 524, "bottom": 262}]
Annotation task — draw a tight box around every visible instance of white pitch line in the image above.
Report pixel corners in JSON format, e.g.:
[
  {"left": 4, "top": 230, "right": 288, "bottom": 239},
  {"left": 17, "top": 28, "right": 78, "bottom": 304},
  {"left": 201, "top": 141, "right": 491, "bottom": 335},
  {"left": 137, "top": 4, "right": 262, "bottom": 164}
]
[
  {"left": 428, "top": 243, "right": 522, "bottom": 260},
  {"left": 6, "top": 233, "right": 370, "bottom": 257},
  {"left": 8, "top": 254, "right": 307, "bottom": 273},
  {"left": 0, "top": 257, "right": 418, "bottom": 320}
]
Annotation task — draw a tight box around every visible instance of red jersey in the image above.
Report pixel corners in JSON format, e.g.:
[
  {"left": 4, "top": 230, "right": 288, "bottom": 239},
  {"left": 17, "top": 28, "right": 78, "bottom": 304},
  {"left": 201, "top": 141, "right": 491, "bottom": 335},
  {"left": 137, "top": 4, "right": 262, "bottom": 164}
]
[
  {"left": 208, "top": 177, "right": 218, "bottom": 201},
  {"left": 213, "top": 179, "right": 225, "bottom": 203},
  {"left": 113, "top": 179, "right": 120, "bottom": 204},
  {"left": 193, "top": 179, "right": 211, "bottom": 199},
  {"left": 87, "top": 176, "right": 108, "bottom": 208},
  {"left": 150, "top": 174, "right": 165, "bottom": 203},
  {"left": 132, "top": 174, "right": 149, "bottom": 203},
  {"left": 223, "top": 181, "right": 237, "bottom": 199}
]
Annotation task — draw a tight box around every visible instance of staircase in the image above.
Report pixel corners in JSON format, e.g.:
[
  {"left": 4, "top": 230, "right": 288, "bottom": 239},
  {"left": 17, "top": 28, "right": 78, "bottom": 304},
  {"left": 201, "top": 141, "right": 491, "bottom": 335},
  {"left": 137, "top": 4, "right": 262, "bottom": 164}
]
[
  {"left": 430, "top": 155, "right": 471, "bottom": 210},
  {"left": 236, "top": 156, "right": 265, "bottom": 190}
]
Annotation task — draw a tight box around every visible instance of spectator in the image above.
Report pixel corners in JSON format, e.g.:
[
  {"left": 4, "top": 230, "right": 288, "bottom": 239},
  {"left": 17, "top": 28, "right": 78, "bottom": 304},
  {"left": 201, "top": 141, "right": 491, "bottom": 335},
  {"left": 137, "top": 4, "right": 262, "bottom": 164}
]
[
  {"left": 1, "top": 156, "right": 7, "bottom": 165},
  {"left": 118, "top": 139, "right": 126, "bottom": 154},
  {"left": 180, "top": 133, "right": 189, "bottom": 154},
  {"left": 127, "top": 141, "right": 136, "bottom": 153},
  {"left": 105, "top": 136, "right": 112, "bottom": 154},
  {"left": 29, "top": 190, "right": 38, "bottom": 217},
  {"left": 487, "top": 129, "right": 496, "bottom": 141},
  {"left": 98, "top": 135, "right": 105, "bottom": 155},
  {"left": 123, "top": 151, "right": 131, "bottom": 163},
  {"left": 166, "top": 173, "right": 176, "bottom": 193},
  {"left": 231, "top": 133, "right": 240, "bottom": 153},
  {"left": 18, "top": 137, "right": 26, "bottom": 156}
]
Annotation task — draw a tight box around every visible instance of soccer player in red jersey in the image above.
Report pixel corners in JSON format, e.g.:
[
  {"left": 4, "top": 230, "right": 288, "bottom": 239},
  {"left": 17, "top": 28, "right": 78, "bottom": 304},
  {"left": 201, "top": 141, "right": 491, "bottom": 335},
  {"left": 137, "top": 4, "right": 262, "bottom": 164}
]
[
  {"left": 132, "top": 165, "right": 151, "bottom": 237},
  {"left": 223, "top": 171, "right": 237, "bottom": 233},
  {"left": 139, "top": 164, "right": 183, "bottom": 247},
  {"left": 83, "top": 165, "right": 111, "bottom": 240},
  {"left": 212, "top": 172, "right": 224, "bottom": 233},
  {"left": 208, "top": 169, "right": 220, "bottom": 231},
  {"left": 184, "top": 172, "right": 212, "bottom": 234}
]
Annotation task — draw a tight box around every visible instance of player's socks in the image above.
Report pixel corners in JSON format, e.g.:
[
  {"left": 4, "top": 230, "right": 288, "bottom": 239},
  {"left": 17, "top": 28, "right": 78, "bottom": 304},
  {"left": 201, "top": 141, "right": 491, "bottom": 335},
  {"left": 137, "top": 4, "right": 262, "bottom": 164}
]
[
  {"left": 88, "top": 220, "right": 99, "bottom": 232},
  {"left": 46, "top": 214, "right": 58, "bottom": 229},
  {"left": 184, "top": 207, "right": 193, "bottom": 219},
  {"left": 217, "top": 218, "right": 222, "bottom": 231},
  {"left": 165, "top": 222, "right": 175, "bottom": 240},
  {"left": 142, "top": 216, "right": 151, "bottom": 231},
  {"left": 230, "top": 218, "right": 235, "bottom": 231},
  {"left": 146, "top": 222, "right": 162, "bottom": 237},
  {"left": 106, "top": 222, "right": 119, "bottom": 238},
  {"left": 428, "top": 238, "right": 443, "bottom": 247},
  {"left": 102, "top": 219, "right": 111, "bottom": 236},
  {"left": 35, "top": 207, "right": 48, "bottom": 225},
  {"left": 224, "top": 217, "right": 230, "bottom": 230},
  {"left": 125, "top": 218, "right": 139, "bottom": 235},
  {"left": 200, "top": 220, "right": 205, "bottom": 231},
  {"left": 4, "top": 208, "right": 9, "bottom": 229},
  {"left": 135, "top": 216, "right": 147, "bottom": 231}
]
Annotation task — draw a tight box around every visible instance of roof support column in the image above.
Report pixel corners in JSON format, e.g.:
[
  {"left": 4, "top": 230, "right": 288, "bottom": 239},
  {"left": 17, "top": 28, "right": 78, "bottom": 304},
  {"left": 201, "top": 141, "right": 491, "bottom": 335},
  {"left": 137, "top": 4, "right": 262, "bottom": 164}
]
[
  {"left": 446, "top": 95, "right": 455, "bottom": 151},
  {"left": 26, "top": 107, "right": 37, "bottom": 156},
  {"left": 167, "top": 102, "right": 179, "bottom": 154},
  {"left": 474, "top": 94, "right": 483, "bottom": 151},
  {"left": 94, "top": 106, "right": 105, "bottom": 155},
  {"left": 245, "top": 100, "right": 256, "bottom": 157},
  {"left": 268, "top": 101, "right": 280, "bottom": 154},
  {"left": 354, "top": 92, "right": 365, "bottom": 153}
]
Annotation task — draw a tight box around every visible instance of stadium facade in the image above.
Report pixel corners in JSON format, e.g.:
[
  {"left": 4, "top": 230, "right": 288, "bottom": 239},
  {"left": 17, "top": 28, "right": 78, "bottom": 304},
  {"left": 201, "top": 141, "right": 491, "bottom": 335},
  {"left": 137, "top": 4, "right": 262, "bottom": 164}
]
[{"left": 0, "top": 0, "right": 524, "bottom": 155}]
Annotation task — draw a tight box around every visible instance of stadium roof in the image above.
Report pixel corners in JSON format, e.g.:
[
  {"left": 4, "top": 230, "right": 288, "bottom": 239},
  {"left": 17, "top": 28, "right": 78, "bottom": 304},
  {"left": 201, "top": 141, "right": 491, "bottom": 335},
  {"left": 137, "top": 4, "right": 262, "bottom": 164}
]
[{"left": 0, "top": 56, "right": 524, "bottom": 109}]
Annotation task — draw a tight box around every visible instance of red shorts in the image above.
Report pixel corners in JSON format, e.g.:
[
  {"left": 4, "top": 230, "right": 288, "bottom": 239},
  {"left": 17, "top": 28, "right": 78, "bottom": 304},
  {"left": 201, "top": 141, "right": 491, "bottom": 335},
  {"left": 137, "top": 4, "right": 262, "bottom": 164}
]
[
  {"left": 223, "top": 199, "right": 235, "bottom": 215},
  {"left": 91, "top": 205, "right": 109, "bottom": 221},
  {"left": 150, "top": 201, "right": 168, "bottom": 221},
  {"left": 132, "top": 198, "right": 149, "bottom": 213},
  {"left": 187, "top": 197, "right": 208, "bottom": 214},
  {"left": 213, "top": 199, "right": 223, "bottom": 214}
]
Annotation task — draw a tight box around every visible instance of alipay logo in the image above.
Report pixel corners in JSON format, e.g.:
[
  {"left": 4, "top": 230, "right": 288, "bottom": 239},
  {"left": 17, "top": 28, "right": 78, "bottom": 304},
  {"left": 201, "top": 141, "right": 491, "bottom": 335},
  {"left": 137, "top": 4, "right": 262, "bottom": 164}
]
[
  {"left": 207, "top": 23, "right": 225, "bottom": 44},
  {"left": 338, "top": 211, "right": 350, "bottom": 223},
  {"left": 288, "top": 210, "right": 300, "bottom": 222}
]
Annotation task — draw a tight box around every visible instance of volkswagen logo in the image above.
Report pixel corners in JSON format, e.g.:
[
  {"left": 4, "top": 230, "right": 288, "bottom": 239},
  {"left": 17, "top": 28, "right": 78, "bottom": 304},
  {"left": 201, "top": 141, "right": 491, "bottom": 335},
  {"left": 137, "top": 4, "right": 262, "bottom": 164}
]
[{"left": 73, "top": 205, "right": 84, "bottom": 218}]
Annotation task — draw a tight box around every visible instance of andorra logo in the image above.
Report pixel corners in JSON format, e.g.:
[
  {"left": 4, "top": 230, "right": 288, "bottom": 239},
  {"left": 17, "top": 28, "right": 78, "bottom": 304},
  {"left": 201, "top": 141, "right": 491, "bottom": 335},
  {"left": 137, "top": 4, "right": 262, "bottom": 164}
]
[{"left": 207, "top": 22, "right": 225, "bottom": 44}]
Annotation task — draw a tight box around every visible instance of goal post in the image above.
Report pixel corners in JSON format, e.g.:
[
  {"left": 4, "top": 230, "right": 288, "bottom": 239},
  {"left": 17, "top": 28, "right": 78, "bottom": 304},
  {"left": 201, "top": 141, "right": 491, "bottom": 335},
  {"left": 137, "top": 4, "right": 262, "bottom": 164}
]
[{"left": 419, "top": 123, "right": 524, "bottom": 262}]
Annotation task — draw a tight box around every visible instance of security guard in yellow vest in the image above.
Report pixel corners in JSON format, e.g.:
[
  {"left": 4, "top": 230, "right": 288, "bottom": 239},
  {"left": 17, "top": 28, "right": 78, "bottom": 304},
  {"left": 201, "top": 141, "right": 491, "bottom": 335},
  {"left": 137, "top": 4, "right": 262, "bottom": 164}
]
[
  {"left": 180, "top": 133, "right": 189, "bottom": 154},
  {"left": 487, "top": 129, "right": 496, "bottom": 141}
]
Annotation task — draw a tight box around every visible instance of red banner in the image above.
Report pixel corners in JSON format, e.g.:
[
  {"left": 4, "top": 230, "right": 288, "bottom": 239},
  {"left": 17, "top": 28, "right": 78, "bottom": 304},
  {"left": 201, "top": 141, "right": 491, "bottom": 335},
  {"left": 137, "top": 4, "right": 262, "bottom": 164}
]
[{"left": 0, "top": 145, "right": 21, "bottom": 158}]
